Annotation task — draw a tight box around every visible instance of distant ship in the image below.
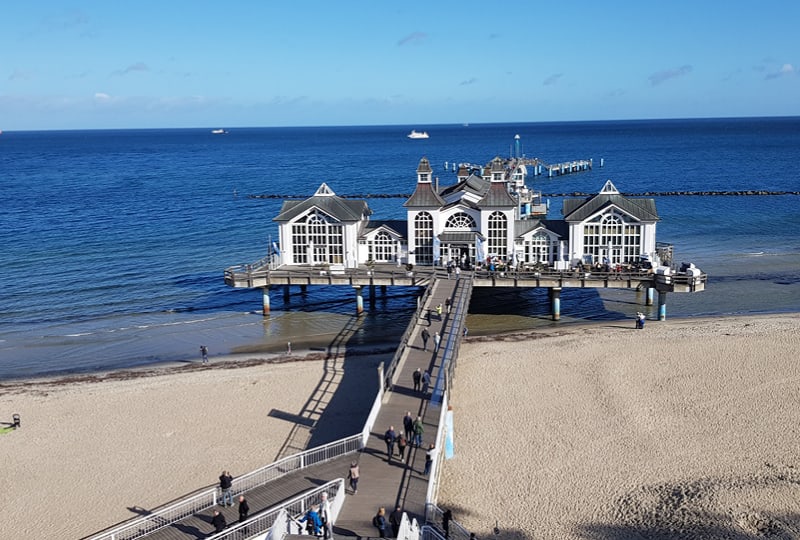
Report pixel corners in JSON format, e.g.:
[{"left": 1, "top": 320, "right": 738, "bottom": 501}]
[
  {"left": 211, "top": 129, "right": 228, "bottom": 134},
  {"left": 407, "top": 130, "right": 429, "bottom": 139}
]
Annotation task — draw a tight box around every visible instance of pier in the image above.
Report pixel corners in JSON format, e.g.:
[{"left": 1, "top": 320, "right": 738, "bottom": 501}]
[{"left": 85, "top": 277, "right": 471, "bottom": 540}]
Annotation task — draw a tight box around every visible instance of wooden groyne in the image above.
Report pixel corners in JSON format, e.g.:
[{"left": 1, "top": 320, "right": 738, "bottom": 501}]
[{"left": 247, "top": 190, "right": 800, "bottom": 200}]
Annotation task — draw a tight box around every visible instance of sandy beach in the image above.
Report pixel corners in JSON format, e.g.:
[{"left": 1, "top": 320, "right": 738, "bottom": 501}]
[
  {"left": 3, "top": 314, "right": 800, "bottom": 539},
  {"left": 0, "top": 350, "right": 384, "bottom": 539},
  {"left": 438, "top": 313, "right": 800, "bottom": 539}
]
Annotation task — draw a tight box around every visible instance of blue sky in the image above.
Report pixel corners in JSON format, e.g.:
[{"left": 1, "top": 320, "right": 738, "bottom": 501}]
[{"left": 2, "top": 1, "right": 798, "bottom": 130}]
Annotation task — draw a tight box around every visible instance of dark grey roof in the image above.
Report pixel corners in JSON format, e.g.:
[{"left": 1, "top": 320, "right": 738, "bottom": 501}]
[
  {"left": 438, "top": 231, "right": 485, "bottom": 243},
  {"left": 477, "top": 182, "right": 517, "bottom": 207},
  {"left": 562, "top": 193, "right": 659, "bottom": 222},
  {"left": 439, "top": 173, "right": 490, "bottom": 199},
  {"left": 273, "top": 189, "right": 371, "bottom": 222},
  {"left": 362, "top": 219, "right": 408, "bottom": 239},
  {"left": 403, "top": 182, "right": 446, "bottom": 208},
  {"left": 514, "top": 219, "right": 568, "bottom": 239},
  {"left": 417, "top": 157, "right": 432, "bottom": 174}
]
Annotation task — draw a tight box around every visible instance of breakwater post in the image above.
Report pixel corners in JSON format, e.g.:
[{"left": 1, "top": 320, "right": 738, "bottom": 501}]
[
  {"left": 355, "top": 286, "right": 364, "bottom": 315},
  {"left": 263, "top": 287, "right": 270, "bottom": 315},
  {"left": 550, "top": 288, "right": 562, "bottom": 321},
  {"left": 658, "top": 292, "right": 667, "bottom": 321}
]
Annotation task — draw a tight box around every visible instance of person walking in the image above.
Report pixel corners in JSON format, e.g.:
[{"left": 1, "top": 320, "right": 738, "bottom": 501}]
[
  {"left": 403, "top": 411, "right": 414, "bottom": 440},
  {"left": 373, "top": 507, "right": 388, "bottom": 538},
  {"left": 412, "top": 416, "right": 424, "bottom": 448},
  {"left": 200, "top": 345, "right": 208, "bottom": 363},
  {"left": 442, "top": 509, "right": 453, "bottom": 538},
  {"left": 300, "top": 506, "right": 322, "bottom": 536},
  {"left": 389, "top": 505, "right": 403, "bottom": 537},
  {"left": 433, "top": 332, "right": 441, "bottom": 353},
  {"left": 424, "top": 443, "right": 436, "bottom": 475},
  {"left": 412, "top": 368, "right": 422, "bottom": 392},
  {"left": 384, "top": 425, "right": 397, "bottom": 462},
  {"left": 397, "top": 433, "right": 408, "bottom": 462},
  {"left": 319, "top": 491, "right": 334, "bottom": 540},
  {"left": 445, "top": 297, "right": 451, "bottom": 314},
  {"left": 422, "top": 369, "right": 431, "bottom": 394},
  {"left": 348, "top": 461, "right": 360, "bottom": 494},
  {"left": 455, "top": 266, "right": 461, "bottom": 280},
  {"left": 219, "top": 470, "right": 234, "bottom": 507},
  {"left": 238, "top": 495, "right": 250, "bottom": 523},
  {"left": 436, "top": 303, "right": 443, "bottom": 319},
  {"left": 421, "top": 328, "right": 430, "bottom": 351},
  {"left": 212, "top": 510, "right": 227, "bottom": 533}
]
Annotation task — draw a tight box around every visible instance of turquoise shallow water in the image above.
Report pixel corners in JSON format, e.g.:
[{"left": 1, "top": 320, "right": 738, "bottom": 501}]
[{"left": 1, "top": 118, "right": 799, "bottom": 378}]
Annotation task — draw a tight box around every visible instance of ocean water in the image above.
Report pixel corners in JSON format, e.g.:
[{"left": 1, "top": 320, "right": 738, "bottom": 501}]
[{"left": 1, "top": 118, "right": 799, "bottom": 379}]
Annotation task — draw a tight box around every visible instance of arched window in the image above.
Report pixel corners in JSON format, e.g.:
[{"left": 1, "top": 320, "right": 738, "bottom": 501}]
[
  {"left": 583, "top": 211, "right": 640, "bottom": 264},
  {"left": 371, "top": 231, "right": 394, "bottom": 262},
  {"left": 414, "top": 212, "right": 434, "bottom": 265},
  {"left": 487, "top": 211, "right": 507, "bottom": 260},
  {"left": 292, "top": 211, "right": 343, "bottom": 265},
  {"left": 525, "top": 231, "right": 551, "bottom": 264},
  {"left": 445, "top": 212, "right": 476, "bottom": 230}
]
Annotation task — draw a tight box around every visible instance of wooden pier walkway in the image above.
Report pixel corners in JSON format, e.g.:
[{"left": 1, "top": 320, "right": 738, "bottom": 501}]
[{"left": 95, "top": 276, "right": 466, "bottom": 540}]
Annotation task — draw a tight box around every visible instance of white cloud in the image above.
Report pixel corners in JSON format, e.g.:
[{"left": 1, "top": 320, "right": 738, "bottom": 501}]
[
  {"left": 648, "top": 65, "right": 692, "bottom": 86},
  {"left": 94, "top": 92, "right": 112, "bottom": 102}
]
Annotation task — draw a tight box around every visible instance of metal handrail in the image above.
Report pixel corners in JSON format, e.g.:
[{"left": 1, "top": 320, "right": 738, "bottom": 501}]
[{"left": 84, "top": 438, "right": 360, "bottom": 540}]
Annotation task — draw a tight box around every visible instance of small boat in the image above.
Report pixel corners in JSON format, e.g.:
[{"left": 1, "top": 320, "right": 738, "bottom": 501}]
[
  {"left": 407, "top": 130, "right": 429, "bottom": 139},
  {"left": 211, "top": 129, "right": 227, "bottom": 134}
]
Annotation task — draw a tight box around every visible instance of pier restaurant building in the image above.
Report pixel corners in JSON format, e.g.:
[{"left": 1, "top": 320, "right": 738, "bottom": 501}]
[{"left": 273, "top": 157, "right": 661, "bottom": 272}]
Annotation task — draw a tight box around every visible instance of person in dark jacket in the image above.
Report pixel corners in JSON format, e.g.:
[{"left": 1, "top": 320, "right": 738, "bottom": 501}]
[
  {"left": 383, "top": 426, "right": 396, "bottom": 462},
  {"left": 219, "top": 470, "right": 234, "bottom": 506},
  {"left": 211, "top": 510, "right": 226, "bottom": 532},
  {"left": 238, "top": 495, "right": 250, "bottom": 523},
  {"left": 389, "top": 505, "right": 403, "bottom": 537},
  {"left": 373, "top": 507, "right": 388, "bottom": 538}
]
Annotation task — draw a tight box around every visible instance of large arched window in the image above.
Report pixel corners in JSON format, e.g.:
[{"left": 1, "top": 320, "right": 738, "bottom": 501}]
[
  {"left": 487, "top": 211, "right": 508, "bottom": 260},
  {"left": 525, "top": 231, "right": 551, "bottom": 264},
  {"left": 583, "top": 211, "right": 640, "bottom": 263},
  {"left": 414, "top": 212, "right": 434, "bottom": 265},
  {"left": 370, "top": 231, "right": 394, "bottom": 262},
  {"left": 292, "top": 211, "right": 343, "bottom": 264},
  {"left": 445, "top": 212, "right": 476, "bottom": 230}
]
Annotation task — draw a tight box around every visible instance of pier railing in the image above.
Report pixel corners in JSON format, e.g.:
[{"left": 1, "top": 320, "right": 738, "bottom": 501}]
[{"left": 84, "top": 437, "right": 360, "bottom": 540}]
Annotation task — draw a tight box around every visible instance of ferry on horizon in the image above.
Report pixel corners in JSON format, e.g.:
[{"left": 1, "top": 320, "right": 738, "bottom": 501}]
[
  {"left": 211, "top": 129, "right": 228, "bottom": 134},
  {"left": 407, "top": 130, "right": 429, "bottom": 139}
]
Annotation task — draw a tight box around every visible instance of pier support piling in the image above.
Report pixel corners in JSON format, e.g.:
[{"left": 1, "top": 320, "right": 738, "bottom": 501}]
[
  {"left": 354, "top": 286, "right": 364, "bottom": 316},
  {"left": 549, "top": 287, "right": 562, "bottom": 321},
  {"left": 262, "top": 287, "right": 271, "bottom": 316},
  {"left": 658, "top": 292, "right": 667, "bottom": 321},
  {"left": 646, "top": 287, "right": 654, "bottom": 306},
  {"left": 283, "top": 285, "right": 290, "bottom": 302}
]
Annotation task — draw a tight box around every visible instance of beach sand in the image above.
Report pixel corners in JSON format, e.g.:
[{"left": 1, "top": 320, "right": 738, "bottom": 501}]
[
  {"left": 0, "top": 350, "right": 385, "bottom": 539},
  {"left": 438, "top": 313, "right": 800, "bottom": 539},
  {"left": 3, "top": 314, "right": 800, "bottom": 539}
]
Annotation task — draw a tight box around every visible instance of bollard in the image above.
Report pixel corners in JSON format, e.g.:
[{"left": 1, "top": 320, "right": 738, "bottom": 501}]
[{"left": 12, "top": 413, "right": 20, "bottom": 428}]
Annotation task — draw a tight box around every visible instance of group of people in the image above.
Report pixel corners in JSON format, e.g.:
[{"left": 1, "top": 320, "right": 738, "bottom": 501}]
[
  {"left": 372, "top": 505, "right": 404, "bottom": 538},
  {"left": 211, "top": 470, "right": 251, "bottom": 533},
  {"left": 384, "top": 411, "right": 426, "bottom": 463},
  {"left": 412, "top": 367, "right": 432, "bottom": 394},
  {"left": 299, "top": 491, "right": 334, "bottom": 538},
  {"left": 420, "top": 328, "right": 441, "bottom": 353},
  {"left": 635, "top": 311, "right": 646, "bottom": 329}
]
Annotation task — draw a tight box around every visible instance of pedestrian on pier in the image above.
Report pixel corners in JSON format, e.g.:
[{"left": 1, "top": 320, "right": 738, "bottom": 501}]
[
  {"left": 421, "top": 328, "right": 430, "bottom": 351},
  {"left": 403, "top": 411, "right": 414, "bottom": 440},
  {"left": 373, "top": 507, "right": 388, "bottom": 538},
  {"left": 422, "top": 369, "right": 432, "bottom": 393},
  {"left": 426, "top": 309, "right": 432, "bottom": 326},
  {"left": 212, "top": 510, "right": 227, "bottom": 532},
  {"left": 463, "top": 326, "right": 468, "bottom": 338},
  {"left": 384, "top": 425, "right": 397, "bottom": 461},
  {"left": 424, "top": 443, "right": 436, "bottom": 475},
  {"left": 412, "top": 416, "right": 424, "bottom": 447},
  {"left": 436, "top": 304, "right": 443, "bottom": 319},
  {"left": 455, "top": 266, "right": 461, "bottom": 280},
  {"left": 433, "top": 332, "right": 441, "bottom": 353},
  {"left": 442, "top": 509, "right": 453, "bottom": 538},
  {"left": 200, "top": 345, "right": 208, "bottom": 363},
  {"left": 390, "top": 505, "right": 403, "bottom": 537},
  {"left": 397, "top": 433, "right": 408, "bottom": 462},
  {"left": 218, "top": 470, "right": 234, "bottom": 507},
  {"left": 238, "top": 495, "right": 250, "bottom": 523},
  {"left": 412, "top": 368, "right": 422, "bottom": 392},
  {"left": 300, "top": 506, "right": 322, "bottom": 536},
  {"left": 447, "top": 264, "right": 453, "bottom": 279},
  {"left": 319, "top": 491, "right": 334, "bottom": 540},
  {"left": 445, "top": 298, "right": 451, "bottom": 314},
  {"left": 348, "top": 461, "right": 360, "bottom": 494}
]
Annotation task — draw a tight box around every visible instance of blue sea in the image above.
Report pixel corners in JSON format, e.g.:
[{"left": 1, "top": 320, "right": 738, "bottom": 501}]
[{"left": 2, "top": 118, "right": 799, "bottom": 379}]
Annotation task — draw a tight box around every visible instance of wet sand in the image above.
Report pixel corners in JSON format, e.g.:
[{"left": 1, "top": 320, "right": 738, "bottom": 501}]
[{"left": 438, "top": 313, "right": 800, "bottom": 539}]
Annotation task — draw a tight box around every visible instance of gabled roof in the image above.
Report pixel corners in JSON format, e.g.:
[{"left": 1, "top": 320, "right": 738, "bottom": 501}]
[
  {"left": 514, "top": 219, "right": 568, "bottom": 239},
  {"left": 273, "top": 183, "right": 371, "bottom": 222},
  {"left": 403, "top": 181, "right": 445, "bottom": 208},
  {"left": 361, "top": 219, "right": 408, "bottom": 239},
  {"left": 477, "top": 182, "right": 517, "bottom": 207},
  {"left": 562, "top": 181, "right": 658, "bottom": 222}
]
